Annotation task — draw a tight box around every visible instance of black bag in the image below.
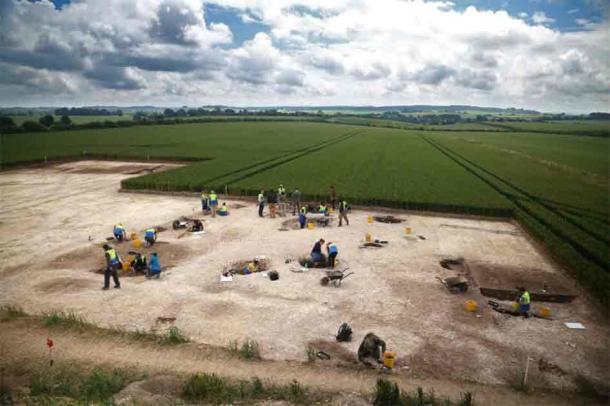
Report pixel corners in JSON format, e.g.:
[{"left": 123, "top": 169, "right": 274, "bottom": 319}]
[
  {"left": 336, "top": 322, "right": 353, "bottom": 342},
  {"left": 269, "top": 271, "right": 279, "bottom": 281}
]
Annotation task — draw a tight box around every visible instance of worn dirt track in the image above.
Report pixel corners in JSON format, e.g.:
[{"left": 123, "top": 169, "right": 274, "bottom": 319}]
[{"left": 0, "top": 318, "right": 592, "bottom": 406}]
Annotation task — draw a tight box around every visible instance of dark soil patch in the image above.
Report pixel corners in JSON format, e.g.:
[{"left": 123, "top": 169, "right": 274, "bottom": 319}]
[
  {"left": 373, "top": 215, "right": 405, "bottom": 224},
  {"left": 229, "top": 203, "right": 247, "bottom": 209},
  {"left": 468, "top": 261, "right": 575, "bottom": 294},
  {"left": 308, "top": 339, "right": 358, "bottom": 364},
  {"left": 35, "top": 277, "right": 96, "bottom": 293},
  {"left": 279, "top": 218, "right": 300, "bottom": 231}
]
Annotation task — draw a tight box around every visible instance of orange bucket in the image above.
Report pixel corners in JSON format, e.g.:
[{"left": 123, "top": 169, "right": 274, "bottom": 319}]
[
  {"left": 383, "top": 351, "right": 396, "bottom": 369},
  {"left": 464, "top": 300, "right": 477, "bottom": 312}
]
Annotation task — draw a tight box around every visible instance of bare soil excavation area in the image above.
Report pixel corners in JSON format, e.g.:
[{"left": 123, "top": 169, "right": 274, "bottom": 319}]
[{"left": 0, "top": 161, "right": 608, "bottom": 402}]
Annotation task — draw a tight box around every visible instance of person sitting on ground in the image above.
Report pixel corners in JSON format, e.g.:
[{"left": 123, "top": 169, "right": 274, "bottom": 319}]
[
  {"left": 190, "top": 219, "right": 204, "bottom": 232},
  {"left": 299, "top": 205, "right": 307, "bottom": 229},
  {"left": 201, "top": 190, "right": 210, "bottom": 214},
  {"left": 102, "top": 244, "right": 121, "bottom": 290},
  {"left": 144, "top": 227, "right": 157, "bottom": 247},
  {"left": 130, "top": 252, "right": 147, "bottom": 274},
  {"left": 209, "top": 190, "right": 218, "bottom": 217},
  {"left": 218, "top": 202, "right": 229, "bottom": 216},
  {"left": 318, "top": 202, "right": 328, "bottom": 215},
  {"left": 113, "top": 223, "right": 126, "bottom": 242},
  {"left": 518, "top": 286, "right": 531, "bottom": 318},
  {"left": 147, "top": 252, "right": 162, "bottom": 278},
  {"left": 242, "top": 259, "right": 259, "bottom": 275},
  {"left": 310, "top": 238, "right": 326, "bottom": 265},
  {"left": 357, "top": 333, "right": 386, "bottom": 367},
  {"left": 326, "top": 241, "right": 339, "bottom": 268}
]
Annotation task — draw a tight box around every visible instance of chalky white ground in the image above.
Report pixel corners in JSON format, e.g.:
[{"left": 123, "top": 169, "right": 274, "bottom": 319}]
[{"left": 0, "top": 161, "right": 607, "bottom": 393}]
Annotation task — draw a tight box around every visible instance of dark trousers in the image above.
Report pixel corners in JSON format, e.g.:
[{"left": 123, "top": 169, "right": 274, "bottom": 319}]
[
  {"left": 145, "top": 236, "right": 155, "bottom": 246},
  {"left": 339, "top": 211, "right": 349, "bottom": 226},
  {"left": 104, "top": 265, "right": 120, "bottom": 288},
  {"left": 330, "top": 199, "right": 337, "bottom": 210},
  {"left": 258, "top": 202, "right": 264, "bottom": 217},
  {"left": 328, "top": 252, "right": 337, "bottom": 268}
]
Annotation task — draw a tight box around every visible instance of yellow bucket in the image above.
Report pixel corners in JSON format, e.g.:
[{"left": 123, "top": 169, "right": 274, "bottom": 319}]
[
  {"left": 365, "top": 233, "right": 372, "bottom": 242},
  {"left": 383, "top": 351, "right": 396, "bottom": 369},
  {"left": 512, "top": 301, "right": 519, "bottom": 311},
  {"left": 122, "top": 261, "right": 131, "bottom": 271},
  {"left": 367, "top": 216, "right": 373, "bottom": 224},
  {"left": 539, "top": 306, "right": 551, "bottom": 318},
  {"left": 130, "top": 232, "right": 138, "bottom": 241},
  {"left": 307, "top": 222, "right": 315, "bottom": 230},
  {"left": 132, "top": 239, "right": 142, "bottom": 248},
  {"left": 464, "top": 300, "right": 477, "bottom": 312},
  {"left": 405, "top": 227, "right": 412, "bottom": 235}
]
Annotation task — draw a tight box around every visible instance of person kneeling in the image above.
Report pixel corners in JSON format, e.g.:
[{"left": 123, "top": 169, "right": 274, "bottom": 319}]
[
  {"left": 147, "top": 252, "right": 162, "bottom": 279},
  {"left": 131, "top": 252, "right": 147, "bottom": 274},
  {"left": 218, "top": 203, "right": 229, "bottom": 216},
  {"left": 190, "top": 219, "right": 204, "bottom": 232},
  {"left": 144, "top": 227, "right": 157, "bottom": 247}
]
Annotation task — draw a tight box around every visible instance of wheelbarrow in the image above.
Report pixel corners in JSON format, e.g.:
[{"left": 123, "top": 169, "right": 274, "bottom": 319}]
[
  {"left": 321, "top": 268, "right": 353, "bottom": 287},
  {"left": 436, "top": 276, "right": 468, "bottom": 293}
]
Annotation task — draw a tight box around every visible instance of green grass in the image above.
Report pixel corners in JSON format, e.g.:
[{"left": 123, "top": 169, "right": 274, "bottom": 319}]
[
  {"left": 182, "top": 374, "right": 315, "bottom": 404},
  {"left": 227, "top": 339, "right": 262, "bottom": 360},
  {"left": 28, "top": 363, "right": 144, "bottom": 404},
  {"left": 373, "top": 379, "right": 474, "bottom": 406}
]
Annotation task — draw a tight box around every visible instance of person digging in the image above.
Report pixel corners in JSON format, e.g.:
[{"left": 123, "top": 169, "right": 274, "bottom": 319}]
[
  {"left": 326, "top": 241, "right": 339, "bottom": 268},
  {"left": 113, "top": 223, "right": 126, "bottom": 242},
  {"left": 129, "top": 251, "right": 147, "bottom": 274},
  {"left": 358, "top": 333, "right": 386, "bottom": 367},
  {"left": 144, "top": 227, "right": 157, "bottom": 247},
  {"left": 310, "top": 238, "right": 327, "bottom": 267},
  {"left": 102, "top": 244, "right": 121, "bottom": 290},
  {"left": 147, "top": 252, "right": 162, "bottom": 279}
]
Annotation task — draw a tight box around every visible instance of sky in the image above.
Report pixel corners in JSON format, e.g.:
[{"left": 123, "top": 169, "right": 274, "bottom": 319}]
[{"left": 0, "top": 0, "right": 608, "bottom": 112}]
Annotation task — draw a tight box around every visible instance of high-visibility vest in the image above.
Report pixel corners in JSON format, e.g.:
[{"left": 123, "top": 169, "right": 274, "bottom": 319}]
[
  {"left": 278, "top": 187, "right": 286, "bottom": 195},
  {"left": 219, "top": 205, "right": 228, "bottom": 213},
  {"left": 201, "top": 193, "right": 208, "bottom": 201},
  {"left": 328, "top": 243, "right": 338, "bottom": 254},
  {"left": 145, "top": 228, "right": 156, "bottom": 238},
  {"left": 520, "top": 291, "right": 531, "bottom": 305},
  {"left": 106, "top": 248, "right": 118, "bottom": 263},
  {"left": 258, "top": 193, "right": 264, "bottom": 202},
  {"left": 319, "top": 204, "right": 327, "bottom": 212},
  {"left": 210, "top": 193, "right": 218, "bottom": 201},
  {"left": 300, "top": 206, "right": 307, "bottom": 215},
  {"left": 339, "top": 201, "right": 348, "bottom": 211},
  {"left": 114, "top": 224, "right": 124, "bottom": 233}
]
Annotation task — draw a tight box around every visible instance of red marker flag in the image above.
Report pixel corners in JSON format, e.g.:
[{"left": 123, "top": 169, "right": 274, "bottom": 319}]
[{"left": 46, "top": 338, "right": 54, "bottom": 348}]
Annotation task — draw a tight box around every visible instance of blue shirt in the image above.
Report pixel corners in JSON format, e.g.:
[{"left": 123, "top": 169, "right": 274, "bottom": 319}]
[{"left": 149, "top": 255, "right": 161, "bottom": 272}]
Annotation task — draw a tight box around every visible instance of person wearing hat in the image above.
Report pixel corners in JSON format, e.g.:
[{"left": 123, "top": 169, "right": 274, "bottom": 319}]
[{"left": 102, "top": 244, "right": 121, "bottom": 290}]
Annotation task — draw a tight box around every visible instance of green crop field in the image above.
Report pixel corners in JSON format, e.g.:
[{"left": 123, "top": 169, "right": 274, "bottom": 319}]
[
  {"left": 2, "top": 120, "right": 609, "bottom": 304},
  {"left": 483, "top": 120, "right": 610, "bottom": 136}
]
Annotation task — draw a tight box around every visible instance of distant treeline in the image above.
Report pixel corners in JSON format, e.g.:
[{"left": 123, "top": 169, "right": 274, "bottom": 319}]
[
  {"left": 375, "top": 111, "right": 610, "bottom": 125},
  {"left": 54, "top": 107, "right": 123, "bottom": 116}
]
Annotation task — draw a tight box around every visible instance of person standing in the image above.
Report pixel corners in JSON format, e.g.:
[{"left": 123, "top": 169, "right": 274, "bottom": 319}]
[
  {"left": 209, "top": 190, "right": 218, "bottom": 217},
  {"left": 327, "top": 241, "right": 338, "bottom": 268},
  {"left": 518, "top": 287, "right": 531, "bottom": 318},
  {"left": 329, "top": 185, "right": 337, "bottom": 210},
  {"left": 291, "top": 187, "right": 301, "bottom": 215},
  {"left": 299, "top": 205, "right": 307, "bottom": 229},
  {"left": 267, "top": 189, "right": 278, "bottom": 218},
  {"left": 102, "top": 244, "right": 120, "bottom": 290},
  {"left": 338, "top": 199, "right": 349, "bottom": 226},
  {"left": 278, "top": 184, "right": 287, "bottom": 216},
  {"left": 201, "top": 190, "right": 210, "bottom": 214},
  {"left": 257, "top": 190, "right": 265, "bottom": 217}
]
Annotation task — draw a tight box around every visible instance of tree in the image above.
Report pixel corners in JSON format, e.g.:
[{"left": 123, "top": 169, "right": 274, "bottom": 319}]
[
  {"left": 22, "top": 120, "right": 47, "bottom": 132},
  {"left": 0, "top": 116, "right": 16, "bottom": 131},
  {"left": 38, "top": 114, "right": 55, "bottom": 127},
  {"left": 60, "top": 115, "right": 72, "bottom": 126}
]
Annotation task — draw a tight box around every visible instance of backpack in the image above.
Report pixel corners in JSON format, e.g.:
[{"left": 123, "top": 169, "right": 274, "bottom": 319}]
[
  {"left": 269, "top": 271, "right": 279, "bottom": 281},
  {"left": 336, "top": 322, "right": 353, "bottom": 342}
]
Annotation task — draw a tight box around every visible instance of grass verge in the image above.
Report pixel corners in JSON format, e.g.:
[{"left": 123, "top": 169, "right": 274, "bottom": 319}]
[{"left": 374, "top": 379, "right": 475, "bottom": 406}]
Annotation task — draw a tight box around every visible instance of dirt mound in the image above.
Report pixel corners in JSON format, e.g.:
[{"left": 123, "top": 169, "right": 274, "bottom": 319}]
[{"left": 279, "top": 218, "right": 300, "bottom": 231}]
